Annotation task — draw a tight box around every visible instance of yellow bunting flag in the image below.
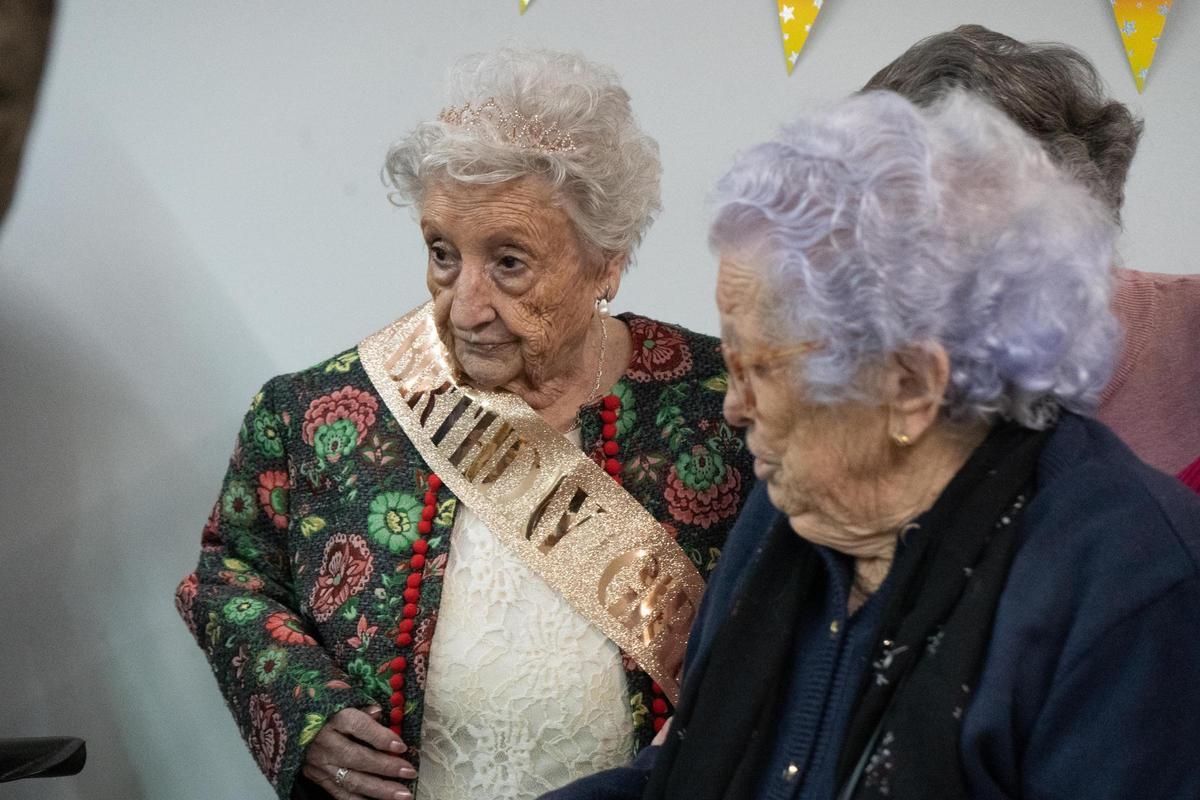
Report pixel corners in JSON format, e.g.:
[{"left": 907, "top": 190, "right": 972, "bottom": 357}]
[
  {"left": 778, "top": 0, "right": 825, "bottom": 75},
  {"left": 520, "top": 0, "right": 531, "bottom": 12},
  {"left": 1112, "top": 0, "right": 1172, "bottom": 92}
]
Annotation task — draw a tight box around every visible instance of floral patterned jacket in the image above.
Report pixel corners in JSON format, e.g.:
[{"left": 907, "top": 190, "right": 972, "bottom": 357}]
[{"left": 175, "top": 313, "right": 754, "bottom": 799}]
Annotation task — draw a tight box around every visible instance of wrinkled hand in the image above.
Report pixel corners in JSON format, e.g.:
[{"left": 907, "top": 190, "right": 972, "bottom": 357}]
[{"left": 302, "top": 706, "right": 416, "bottom": 800}]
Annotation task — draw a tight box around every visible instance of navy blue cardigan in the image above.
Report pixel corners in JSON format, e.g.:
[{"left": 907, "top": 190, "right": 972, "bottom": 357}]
[{"left": 544, "top": 413, "right": 1200, "bottom": 799}]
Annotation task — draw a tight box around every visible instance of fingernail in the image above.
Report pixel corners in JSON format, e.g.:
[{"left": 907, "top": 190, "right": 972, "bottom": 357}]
[
  {"left": 398, "top": 766, "right": 417, "bottom": 779},
  {"left": 390, "top": 740, "right": 407, "bottom": 754},
  {"left": 394, "top": 791, "right": 413, "bottom": 800},
  {"left": 366, "top": 705, "right": 382, "bottom": 716}
]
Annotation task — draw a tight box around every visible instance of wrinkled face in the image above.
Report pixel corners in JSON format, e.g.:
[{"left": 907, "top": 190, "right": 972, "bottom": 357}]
[
  {"left": 420, "top": 177, "right": 610, "bottom": 395},
  {"left": 717, "top": 256, "right": 893, "bottom": 539}
]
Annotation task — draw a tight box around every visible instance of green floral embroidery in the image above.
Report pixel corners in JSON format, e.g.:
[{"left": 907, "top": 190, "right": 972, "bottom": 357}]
[
  {"left": 224, "top": 571, "right": 264, "bottom": 590},
  {"left": 630, "top": 692, "right": 649, "bottom": 728},
  {"left": 223, "top": 596, "right": 268, "bottom": 625},
  {"left": 611, "top": 379, "right": 638, "bottom": 437},
  {"left": 290, "top": 667, "right": 327, "bottom": 701},
  {"left": 204, "top": 611, "right": 221, "bottom": 644},
  {"left": 222, "top": 557, "right": 250, "bottom": 573},
  {"left": 299, "top": 515, "right": 327, "bottom": 538},
  {"left": 267, "top": 486, "right": 287, "bottom": 518},
  {"left": 339, "top": 596, "right": 360, "bottom": 622},
  {"left": 255, "top": 647, "right": 288, "bottom": 684},
  {"left": 233, "top": 532, "right": 262, "bottom": 561},
  {"left": 704, "top": 419, "right": 745, "bottom": 454},
  {"left": 324, "top": 352, "right": 360, "bottom": 374},
  {"left": 706, "top": 546, "right": 722, "bottom": 573},
  {"left": 674, "top": 445, "right": 727, "bottom": 492},
  {"left": 685, "top": 544, "right": 724, "bottom": 573},
  {"left": 367, "top": 492, "right": 422, "bottom": 553},
  {"left": 313, "top": 419, "right": 360, "bottom": 464},
  {"left": 222, "top": 481, "right": 257, "bottom": 527},
  {"left": 299, "top": 713, "right": 327, "bottom": 747},
  {"left": 346, "top": 656, "right": 390, "bottom": 697},
  {"left": 252, "top": 409, "right": 285, "bottom": 458},
  {"left": 625, "top": 451, "right": 669, "bottom": 485},
  {"left": 435, "top": 498, "right": 457, "bottom": 527},
  {"left": 656, "top": 385, "right": 695, "bottom": 451}
]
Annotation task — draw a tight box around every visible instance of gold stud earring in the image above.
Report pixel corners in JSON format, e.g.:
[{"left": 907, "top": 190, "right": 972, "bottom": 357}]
[{"left": 892, "top": 432, "right": 911, "bottom": 447}]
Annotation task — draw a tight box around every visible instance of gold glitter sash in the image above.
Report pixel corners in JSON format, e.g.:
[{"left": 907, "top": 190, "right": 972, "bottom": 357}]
[{"left": 358, "top": 303, "right": 703, "bottom": 702}]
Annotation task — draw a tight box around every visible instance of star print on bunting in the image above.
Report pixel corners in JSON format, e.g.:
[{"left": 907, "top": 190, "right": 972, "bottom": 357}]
[
  {"left": 1111, "top": 0, "right": 1172, "bottom": 92},
  {"left": 778, "top": 0, "right": 825, "bottom": 75}
]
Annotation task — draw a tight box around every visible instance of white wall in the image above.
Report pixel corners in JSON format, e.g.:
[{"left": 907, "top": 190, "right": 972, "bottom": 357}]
[{"left": 1, "top": 2, "right": 1195, "bottom": 798}]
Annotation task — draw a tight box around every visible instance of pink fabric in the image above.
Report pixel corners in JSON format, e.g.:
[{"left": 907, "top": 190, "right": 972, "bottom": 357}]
[
  {"left": 1098, "top": 268, "right": 1200, "bottom": 484},
  {"left": 1177, "top": 456, "right": 1200, "bottom": 493}
]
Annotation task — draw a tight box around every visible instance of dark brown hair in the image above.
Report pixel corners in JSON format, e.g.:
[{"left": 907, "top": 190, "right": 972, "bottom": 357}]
[{"left": 864, "top": 25, "right": 1143, "bottom": 222}]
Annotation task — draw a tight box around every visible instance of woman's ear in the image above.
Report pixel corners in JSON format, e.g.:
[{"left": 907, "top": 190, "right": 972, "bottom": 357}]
[
  {"left": 882, "top": 342, "right": 950, "bottom": 446},
  {"left": 598, "top": 251, "right": 627, "bottom": 302}
]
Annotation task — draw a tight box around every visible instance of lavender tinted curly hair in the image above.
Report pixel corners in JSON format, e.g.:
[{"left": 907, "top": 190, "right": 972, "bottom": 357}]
[
  {"left": 384, "top": 47, "right": 662, "bottom": 267},
  {"left": 710, "top": 90, "right": 1119, "bottom": 429}
]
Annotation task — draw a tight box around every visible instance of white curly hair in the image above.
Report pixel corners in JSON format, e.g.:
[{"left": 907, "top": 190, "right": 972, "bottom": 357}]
[{"left": 384, "top": 47, "right": 662, "bottom": 268}]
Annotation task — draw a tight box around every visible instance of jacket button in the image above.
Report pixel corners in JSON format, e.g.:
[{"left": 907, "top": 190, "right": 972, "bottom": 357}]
[{"left": 783, "top": 762, "right": 800, "bottom": 782}]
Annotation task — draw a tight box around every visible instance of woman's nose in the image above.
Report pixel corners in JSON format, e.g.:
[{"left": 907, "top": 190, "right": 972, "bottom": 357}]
[
  {"left": 447, "top": 263, "right": 496, "bottom": 330},
  {"left": 722, "top": 377, "right": 753, "bottom": 428}
]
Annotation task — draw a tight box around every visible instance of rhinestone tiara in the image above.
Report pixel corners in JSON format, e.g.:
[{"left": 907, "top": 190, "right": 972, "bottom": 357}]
[{"left": 437, "top": 98, "right": 578, "bottom": 153}]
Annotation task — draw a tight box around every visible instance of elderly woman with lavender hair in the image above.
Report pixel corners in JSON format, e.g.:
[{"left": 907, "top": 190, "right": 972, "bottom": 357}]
[{"left": 547, "top": 90, "right": 1200, "bottom": 800}]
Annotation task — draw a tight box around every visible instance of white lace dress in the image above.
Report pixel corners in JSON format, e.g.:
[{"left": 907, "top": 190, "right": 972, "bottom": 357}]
[{"left": 417, "top": 435, "right": 636, "bottom": 799}]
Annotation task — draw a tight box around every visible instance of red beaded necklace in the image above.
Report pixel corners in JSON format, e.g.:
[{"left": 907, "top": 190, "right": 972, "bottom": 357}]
[
  {"left": 385, "top": 472, "right": 440, "bottom": 737},
  {"left": 599, "top": 391, "right": 670, "bottom": 733},
  {"left": 385, "top": 393, "right": 673, "bottom": 739}
]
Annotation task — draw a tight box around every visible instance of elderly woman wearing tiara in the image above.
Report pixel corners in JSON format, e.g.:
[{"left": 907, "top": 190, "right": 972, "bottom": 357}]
[{"left": 175, "top": 47, "right": 752, "bottom": 800}]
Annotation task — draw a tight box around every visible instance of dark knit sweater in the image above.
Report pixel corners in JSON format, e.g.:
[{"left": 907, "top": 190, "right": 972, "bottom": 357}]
[{"left": 543, "top": 412, "right": 1200, "bottom": 800}]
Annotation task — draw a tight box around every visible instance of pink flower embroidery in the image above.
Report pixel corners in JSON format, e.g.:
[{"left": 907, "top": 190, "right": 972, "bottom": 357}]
[
  {"left": 664, "top": 464, "right": 744, "bottom": 530},
  {"left": 346, "top": 614, "right": 378, "bottom": 650},
  {"left": 256, "top": 470, "right": 290, "bottom": 529},
  {"left": 219, "top": 570, "right": 265, "bottom": 591},
  {"left": 201, "top": 501, "right": 223, "bottom": 551},
  {"left": 413, "top": 611, "right": 438, "bottom": 659},
  {"left": 302, "top": 386, "right": 379, "bottom": 445},
  {"left": 309, "top": 533, "right": 374, "bottom": 622},
  {"left": 232, "top": 645, "right": 251, "bottom": 680},
  {"left": 248, "top": 694, "right": 287, "bottom": 783},
  {"left": 413, "top": 653, "right": 428, "bottom": 691},
  {"left": 175, "top": 573, "right": 199, "bottom": 635},
  {"left": 265, "top": 611, "right": 318, "bottom": 646},
  {"left": 424, "top": 552, "right": 448, "bottom": 581},
  {"left": 627, "top": 317, "right": 693, "bottom": 383}
]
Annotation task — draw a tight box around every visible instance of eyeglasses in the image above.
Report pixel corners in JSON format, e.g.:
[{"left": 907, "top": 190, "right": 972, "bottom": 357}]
[{"left": 719, "top": 340, "right": 822, "bottom": 392}]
